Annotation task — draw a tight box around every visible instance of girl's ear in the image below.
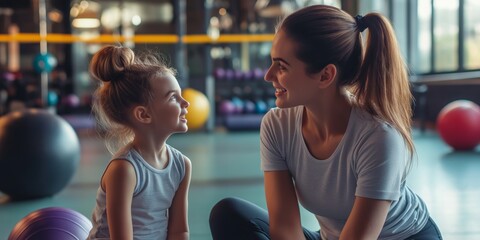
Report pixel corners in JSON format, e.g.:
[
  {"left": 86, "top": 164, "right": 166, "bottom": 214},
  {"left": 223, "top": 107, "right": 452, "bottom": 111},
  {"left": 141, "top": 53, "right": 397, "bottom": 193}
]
[
  {"left": 132, "top": 105, "right": 151, "bottom": 124},
  {"left": 317, "top": 64, "right": 337, "bottom": 88}
]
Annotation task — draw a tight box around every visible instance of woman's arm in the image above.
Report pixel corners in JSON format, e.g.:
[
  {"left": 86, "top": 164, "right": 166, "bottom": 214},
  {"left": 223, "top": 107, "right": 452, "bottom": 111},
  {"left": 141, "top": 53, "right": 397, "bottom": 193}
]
[
  {"left": 167, "top": 156, "right": 192, "bottom": 240},
  {"left": 103, "top": 159, "right": 137, "bottom": 240},
  {"left": 340, "top": 196, "right": 391, "bottom": 240},
  {"left": 264, "top": 170, "right": 306, "bottom": 240}
]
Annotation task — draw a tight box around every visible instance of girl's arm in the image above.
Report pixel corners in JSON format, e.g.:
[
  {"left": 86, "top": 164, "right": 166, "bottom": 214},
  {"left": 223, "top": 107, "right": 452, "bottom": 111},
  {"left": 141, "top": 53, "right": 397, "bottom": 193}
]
[
  {"left": 264, "top": 170, "right": 306, "bottom": 240},
  {"left": 340, "top": 196, "right": 391, "bottom": 240},
  {"left": 102, "top": 159, "right": 137, "bottom": 240},
  {"left": 167, "top": 156, "right": 192, "bottom": 240}
]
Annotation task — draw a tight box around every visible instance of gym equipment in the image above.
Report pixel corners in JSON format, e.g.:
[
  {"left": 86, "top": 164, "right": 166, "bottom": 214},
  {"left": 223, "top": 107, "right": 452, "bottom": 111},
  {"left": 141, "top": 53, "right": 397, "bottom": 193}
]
[
  {"left": 231, "top": 97, "right": 244, "bottom": 114},
  {"left": 223, "top": 114, "right": 263, "bottom": 131},
  {"left": 61, "top": 94, "right": 81, "bottom": 108},
  {"left": 437, "top": 100, "right": 480, "bottom": 151},
  {"left": 252, "top": 68, "right": 264, "bottom": 79},
  {"left": 218, "top": 100, "right": 236, "bottom": 115},
  {"left": 243, "top": 100, "right": 256, "bottom": 114},
  {"left": 267, "top": 98, "right": 276, "bottom": 109},
  {"left": 8, "top": 207, "right": 92, "bottom": 240},
  {"left": 0, "top": 109, "right": 81, "bottom": 200},
  {"left": 32, "top": 53, "right": 57, "bottom": 73},
  {"left": 243, "top": 70, "right": 253, "bottom": 80},
  {"left": 234, "top": 69, "right": 243, "bottom": 80},
  {"left": 47, "top": 91, "right": 59, "bottom": 106},
  {"left": 255, "top": 100, "right": 268, "bottom": 114},
  {"left": 225, "top": 69, "right": 235, "bottom": 80},
  {"left": 214, "top": 68, "right": 226, "bottom": 79},
  {"left": 182, "top": 88, "right": 210, "bottom": 130}
]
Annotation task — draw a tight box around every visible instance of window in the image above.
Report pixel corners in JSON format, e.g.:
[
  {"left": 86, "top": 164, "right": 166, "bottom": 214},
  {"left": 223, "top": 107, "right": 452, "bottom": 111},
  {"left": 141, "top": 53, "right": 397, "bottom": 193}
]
[
  {"left": 362, "top": 0, "right": 480, "bottom": 75},
  {"left": 433, "top": 0, "right": 459, "bottom": 72},
  {"left": 464, "top": 0, "right": 480, "bottom": 69},
  {"left": 417, "top": 0, "right": 432, "bottom": 73}
]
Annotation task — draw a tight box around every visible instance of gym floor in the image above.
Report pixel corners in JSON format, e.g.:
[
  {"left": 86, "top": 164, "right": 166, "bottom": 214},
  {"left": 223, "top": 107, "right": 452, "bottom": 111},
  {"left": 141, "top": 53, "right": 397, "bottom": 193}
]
[{"left": 1, "top": 118, "right": 479, "bottom": 240}]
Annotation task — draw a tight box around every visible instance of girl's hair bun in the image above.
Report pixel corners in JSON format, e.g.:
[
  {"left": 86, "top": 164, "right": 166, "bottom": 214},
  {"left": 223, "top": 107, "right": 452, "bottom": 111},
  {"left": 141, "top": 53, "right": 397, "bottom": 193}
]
[{"left": 90, "top": 45, "right": 135, "bottom": 83}]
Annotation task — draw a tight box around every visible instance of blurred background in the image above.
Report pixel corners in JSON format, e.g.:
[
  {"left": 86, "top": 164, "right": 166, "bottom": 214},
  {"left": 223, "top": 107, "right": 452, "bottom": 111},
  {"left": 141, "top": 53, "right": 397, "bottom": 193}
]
[
  {"left": 0, "top": 0, "right": 480, "bottom": 239},
  {"left": 0, "top": 0, "right": 478, "bottom": 130}
]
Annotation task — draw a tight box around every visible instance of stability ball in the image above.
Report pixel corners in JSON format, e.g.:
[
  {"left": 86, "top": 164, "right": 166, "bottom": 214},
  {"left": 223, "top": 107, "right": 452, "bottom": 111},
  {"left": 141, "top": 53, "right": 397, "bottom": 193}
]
[
  {"left": 0, "top": 109, "right": 81, "bottom": 200},
  {"left": 182, "top": 88, "right": 210, "bottom": 130},
  {"left": 437, "top": 100, "right": 480, "bottom": 151},
  {"left": 9, "top": 207, "right": 92, "bottom": 240}
]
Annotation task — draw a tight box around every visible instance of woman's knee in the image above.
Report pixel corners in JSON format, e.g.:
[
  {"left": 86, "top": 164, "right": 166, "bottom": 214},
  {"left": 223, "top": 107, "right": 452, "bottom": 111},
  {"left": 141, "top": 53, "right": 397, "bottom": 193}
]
[
  {"left": 210, "top": 198, "right": 270, "bottom": 240},
  {"left": 209, "top": 197, "right": 244, "bottom": 223}
]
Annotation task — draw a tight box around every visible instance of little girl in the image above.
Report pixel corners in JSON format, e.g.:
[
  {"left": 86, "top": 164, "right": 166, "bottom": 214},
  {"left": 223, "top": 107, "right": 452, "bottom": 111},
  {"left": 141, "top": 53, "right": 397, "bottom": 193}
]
[{"left": 87, "top": 45, "right": 191, "bottom": 240}]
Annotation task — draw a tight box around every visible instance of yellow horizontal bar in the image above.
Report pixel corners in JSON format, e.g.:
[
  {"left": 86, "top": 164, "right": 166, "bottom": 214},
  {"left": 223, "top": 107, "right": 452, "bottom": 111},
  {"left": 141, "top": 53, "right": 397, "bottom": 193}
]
[
  {"left": 48, "top": 34, "right": 126, "bottom": 43},
  {"left": 0, "top": 33, "right": 274, "bottom": 44},
  {"left": 0, "top": 34, "right": 125, "bottom": 43},
  {"left": 183, "top": 34, "right": 274, "bottom": 43},
  {"left": 0, "top": 33, "right": 42, "bottom": 42},
  {"left": 132, "top": 35, "right": 179, "bottom": 43}
]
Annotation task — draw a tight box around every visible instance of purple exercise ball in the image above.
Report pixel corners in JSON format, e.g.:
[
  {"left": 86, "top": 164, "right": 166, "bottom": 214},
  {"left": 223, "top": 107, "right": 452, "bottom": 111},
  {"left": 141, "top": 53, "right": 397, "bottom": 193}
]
[{"left": 9, "top": 207, "right": 93, "bottom": 240}]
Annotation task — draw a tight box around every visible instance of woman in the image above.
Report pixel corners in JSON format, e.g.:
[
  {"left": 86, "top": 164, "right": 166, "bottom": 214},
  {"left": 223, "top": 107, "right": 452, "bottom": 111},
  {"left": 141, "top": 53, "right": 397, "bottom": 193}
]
[{"left": 210, "top": 5, "right": 442, "bottom": 240}]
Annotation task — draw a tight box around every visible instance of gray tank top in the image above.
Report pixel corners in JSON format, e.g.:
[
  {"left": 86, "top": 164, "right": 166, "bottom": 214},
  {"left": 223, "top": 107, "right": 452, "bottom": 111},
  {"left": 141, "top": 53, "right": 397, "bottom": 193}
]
[{"left": 87, "top": 144, "right": 186, "bottom": 240}]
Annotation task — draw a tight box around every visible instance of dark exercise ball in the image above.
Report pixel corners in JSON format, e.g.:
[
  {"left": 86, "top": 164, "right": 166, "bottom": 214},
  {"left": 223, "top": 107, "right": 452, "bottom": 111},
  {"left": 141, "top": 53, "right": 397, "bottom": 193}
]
[{"left": 0, "top": 109, "right": 81, "bottom": 200}]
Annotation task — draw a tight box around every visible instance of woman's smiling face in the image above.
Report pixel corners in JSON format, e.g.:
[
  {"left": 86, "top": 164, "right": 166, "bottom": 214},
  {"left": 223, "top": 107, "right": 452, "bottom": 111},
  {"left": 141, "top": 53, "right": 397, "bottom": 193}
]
[{"left": 264, "top": 30, "right": 321, "bottom": 109}]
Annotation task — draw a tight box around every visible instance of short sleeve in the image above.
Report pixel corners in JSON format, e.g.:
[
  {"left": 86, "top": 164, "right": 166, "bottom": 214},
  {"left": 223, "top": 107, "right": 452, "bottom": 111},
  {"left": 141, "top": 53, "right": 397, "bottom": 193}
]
[
  {"left": 260, "top": 110, "right": 289, "bottom": 171},
  {"left": 354, "top": 124, "right": 407, "bottom": 201}
]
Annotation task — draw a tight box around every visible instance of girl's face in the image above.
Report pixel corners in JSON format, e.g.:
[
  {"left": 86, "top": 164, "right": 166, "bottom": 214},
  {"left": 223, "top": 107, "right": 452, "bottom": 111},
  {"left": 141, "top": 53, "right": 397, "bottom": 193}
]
[
  {"left": 148, "top": 73, "right": 190, "bottom": 134},
  {"left": 264, "top": 30, "right": 320, "bottom": 108}
]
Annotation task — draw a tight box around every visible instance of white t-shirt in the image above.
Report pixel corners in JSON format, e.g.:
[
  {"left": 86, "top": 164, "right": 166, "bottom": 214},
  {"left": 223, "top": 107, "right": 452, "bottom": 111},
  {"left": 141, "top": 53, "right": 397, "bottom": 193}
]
[{"left": 260, "top": 106, "right": 429, "bottom": 240}]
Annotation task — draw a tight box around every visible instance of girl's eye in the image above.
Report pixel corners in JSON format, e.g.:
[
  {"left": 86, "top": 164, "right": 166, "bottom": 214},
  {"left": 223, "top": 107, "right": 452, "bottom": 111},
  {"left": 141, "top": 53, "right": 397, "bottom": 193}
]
[{"left": 277, "top": 63, "right": 286, "bottom": 71}]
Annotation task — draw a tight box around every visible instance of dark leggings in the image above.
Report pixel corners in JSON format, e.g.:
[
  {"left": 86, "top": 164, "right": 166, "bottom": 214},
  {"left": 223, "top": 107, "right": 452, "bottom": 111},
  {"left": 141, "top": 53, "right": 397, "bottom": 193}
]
[{"left": 209, "top": 197, "right": 443, "bottom": 240}]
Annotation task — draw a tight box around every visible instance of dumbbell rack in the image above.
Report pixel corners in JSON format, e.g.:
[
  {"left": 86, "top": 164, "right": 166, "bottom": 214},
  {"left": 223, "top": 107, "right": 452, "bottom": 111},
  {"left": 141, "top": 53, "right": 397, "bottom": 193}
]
[{"left": 214, "top": 68, "right": 275, "bottom": 131}]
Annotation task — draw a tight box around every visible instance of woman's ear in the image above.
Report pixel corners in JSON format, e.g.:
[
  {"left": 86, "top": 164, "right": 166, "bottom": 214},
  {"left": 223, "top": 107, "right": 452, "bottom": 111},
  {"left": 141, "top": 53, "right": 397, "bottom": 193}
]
[
  {"left": 318, "top": 64, "right": 337, "bottom": 88},
  {"left": 132, "top": 105, "right": 151, "bottom": 124}
]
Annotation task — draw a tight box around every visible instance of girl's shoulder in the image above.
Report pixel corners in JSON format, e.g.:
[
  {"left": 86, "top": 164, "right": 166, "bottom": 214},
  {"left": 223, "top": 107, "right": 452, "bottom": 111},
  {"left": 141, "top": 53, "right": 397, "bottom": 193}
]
[
  {"left": 166, "top": 144, "right": 188, "bottom": 170},
  {"left": 111, "top": 143, "right": 135, "bottom": 161}
]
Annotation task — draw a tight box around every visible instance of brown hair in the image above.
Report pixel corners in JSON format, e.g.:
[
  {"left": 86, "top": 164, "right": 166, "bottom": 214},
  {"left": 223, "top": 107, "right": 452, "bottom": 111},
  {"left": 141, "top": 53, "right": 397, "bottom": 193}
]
[
  {"left": 279, "top": 5, "right": 415, "bottom": 167},
  {"left": 89, "top": 45, "right": 175, "bottom": 153}
]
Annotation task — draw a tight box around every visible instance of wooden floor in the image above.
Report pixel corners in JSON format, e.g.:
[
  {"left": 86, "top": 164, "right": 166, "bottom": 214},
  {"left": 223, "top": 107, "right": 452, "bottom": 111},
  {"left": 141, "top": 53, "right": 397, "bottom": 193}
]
[{"left": 1, "top": 121, "right": 480, "bottom": 239}]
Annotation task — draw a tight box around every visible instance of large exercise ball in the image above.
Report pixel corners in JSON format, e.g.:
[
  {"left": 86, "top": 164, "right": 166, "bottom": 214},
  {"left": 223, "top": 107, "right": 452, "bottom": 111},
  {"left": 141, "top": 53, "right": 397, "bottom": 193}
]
[
  {"left": 0, "top": 109, "right": 81, "bottom": 200},
  {"left": 437, "top": 100, "right": 480, "bottom": 151},
  {"left": 182, "top": 88, "right": 210, "bottom": 130},
  {"left": 9, "top": 207, "right": 92, "bottom": 240}
]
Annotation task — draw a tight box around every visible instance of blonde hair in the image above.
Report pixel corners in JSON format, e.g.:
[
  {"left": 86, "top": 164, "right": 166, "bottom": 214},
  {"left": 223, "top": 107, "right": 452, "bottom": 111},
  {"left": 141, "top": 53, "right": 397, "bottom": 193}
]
[
  {"left": 89, "top": 45, "right": 175, "bottom": 153},
  {"left": 279, "top": 5, "right": 415, "bottom": 169}
]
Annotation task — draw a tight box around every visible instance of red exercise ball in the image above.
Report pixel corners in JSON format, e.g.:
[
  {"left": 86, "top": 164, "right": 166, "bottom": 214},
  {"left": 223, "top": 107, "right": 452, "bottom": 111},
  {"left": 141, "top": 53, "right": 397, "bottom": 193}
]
[{"left": 437, "top": 100, "right": 480, "bottom": 151}]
